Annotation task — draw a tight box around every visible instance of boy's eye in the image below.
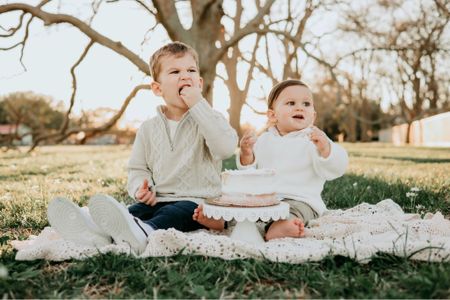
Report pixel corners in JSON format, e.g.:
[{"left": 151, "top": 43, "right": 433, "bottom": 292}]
[
  {"left": 188, "top": 69, "right": 197, "bottom": 73},
  {"left": 170, "top": 70, "right": 179, "bottom": 74}
]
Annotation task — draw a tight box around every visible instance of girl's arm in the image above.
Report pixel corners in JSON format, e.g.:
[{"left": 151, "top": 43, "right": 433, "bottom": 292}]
[{"left": 311, "top": 140, "right": 349, "bottom": 180}]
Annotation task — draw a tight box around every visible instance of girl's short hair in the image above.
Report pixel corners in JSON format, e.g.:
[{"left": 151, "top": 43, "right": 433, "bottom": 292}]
[
  {"left": 267, "top": 79, "right": 310, "bottom": 109},
  {"left": 149, "top": 41, "right": 199, "bottom": 82}
]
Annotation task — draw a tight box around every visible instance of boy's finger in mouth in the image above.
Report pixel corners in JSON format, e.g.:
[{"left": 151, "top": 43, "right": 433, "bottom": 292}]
[{"left": 178, "top": 84, "right": 192, "bottom": 95}]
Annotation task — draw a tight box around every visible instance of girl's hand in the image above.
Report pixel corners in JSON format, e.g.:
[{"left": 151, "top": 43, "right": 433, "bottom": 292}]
[
  {"left": 239, "top": 131, "right": 256, "bottom": 165},
  {"left": 309, "top": 126, "right": 331, "bottom": 158},
  {"left": 135, "top": 179, "right": 157, "bottom": 206},
  {"left": 240, "top": 131, "right": 256, "bottom": 156}
]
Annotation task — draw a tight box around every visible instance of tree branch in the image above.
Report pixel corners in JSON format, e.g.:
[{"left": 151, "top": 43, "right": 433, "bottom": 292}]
[
  {"left": 151, "top": 0, "right": 187, "bottom": 41},
  {"left": 133, "top": 0, "right": 157, "bottom": 17},
  {"left": 60, "top": 40, "right": 95, "bottom": 133},
  {"left": 217, "top": 0, "right": 276, "bottom": 61},
  {"left": 0, "top": 14, "right": 33, "bottom": 71},
  {"left": 28, "top": 84, "right": 151, "bottom": 151},
  {"left": 0, "top": 3, "right": 150, "bottom": 75},
  {"left": 244, "top": 102, "right": 266, "bottom": 115},
  {"left": 0, "top": 11, "right": 25, "bottom": 37}
]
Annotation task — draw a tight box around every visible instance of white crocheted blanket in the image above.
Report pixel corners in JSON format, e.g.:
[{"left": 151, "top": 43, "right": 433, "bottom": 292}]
[{"left": 12, "top": 199, "right": 450, "bottom": 263}]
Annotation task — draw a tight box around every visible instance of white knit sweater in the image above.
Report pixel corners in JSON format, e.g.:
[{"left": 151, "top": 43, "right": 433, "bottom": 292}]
[
  {"left": 237, "top": 127, "right": 348, "bottom": 215},
  {"left": 127, "top": 99, "right": 238, "bottom": 204}
]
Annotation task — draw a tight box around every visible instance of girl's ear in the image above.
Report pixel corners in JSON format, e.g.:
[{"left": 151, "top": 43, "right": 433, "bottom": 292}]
[
  {"left": 267, "top": 109, "right": 277, "bottom": 125},
  {"left": 151, "top": 81, "right": 162, "bottom": 96}
]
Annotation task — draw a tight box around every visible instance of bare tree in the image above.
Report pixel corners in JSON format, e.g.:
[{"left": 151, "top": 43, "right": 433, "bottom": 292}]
[
  {"left": 224, "top": 0, "right": 338, "bottom": 137},
  {"left": 338, "top": 0, "right": 450, "bottom": 143},
  {"left": 0, "top": 0, "right": 277, "bottom": 150}
]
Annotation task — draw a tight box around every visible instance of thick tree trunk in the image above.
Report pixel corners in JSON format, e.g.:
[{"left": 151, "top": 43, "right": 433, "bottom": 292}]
[{"left": 200, "top": 64, "right": 216, "bottom": 104}]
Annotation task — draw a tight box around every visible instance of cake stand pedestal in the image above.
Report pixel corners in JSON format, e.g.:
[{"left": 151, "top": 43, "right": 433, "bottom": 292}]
[{"left": 202, "top": 202, "right": 289, "bottom": 244}]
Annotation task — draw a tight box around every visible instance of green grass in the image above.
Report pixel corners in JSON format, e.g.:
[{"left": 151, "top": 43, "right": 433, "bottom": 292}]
[{"left": 1, "top": 144, "right": 450, "bottom": 298}]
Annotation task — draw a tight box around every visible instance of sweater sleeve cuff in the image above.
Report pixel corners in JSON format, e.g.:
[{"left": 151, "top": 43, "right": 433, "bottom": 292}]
[
  {"left": 235, "top": 149, "right": 257, "bottom": 169},
  {"left": 314, "top": 139, "right": 334, "bottom": 162},
  {"left": 188, "top": 98, "right": 213, "bottom": 119}
]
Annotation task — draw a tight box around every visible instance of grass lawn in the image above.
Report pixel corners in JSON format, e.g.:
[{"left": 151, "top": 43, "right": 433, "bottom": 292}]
[{"left": 1, "top": 143, "right": 449, "bottom": 298}]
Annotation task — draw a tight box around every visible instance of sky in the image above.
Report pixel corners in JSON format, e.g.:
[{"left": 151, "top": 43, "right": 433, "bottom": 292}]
[
  {"left": 0, "top": 0, "right": 336, "bottom": 129},
  {"left": 0, "top": 0, "right": 265, "bottom": 127}
]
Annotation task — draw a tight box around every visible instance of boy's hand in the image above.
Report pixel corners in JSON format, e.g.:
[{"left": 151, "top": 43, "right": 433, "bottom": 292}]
[
  {"left": 239, "top": 131, "right": 256, "bottom": 165},
  {"left": 309, "top": 126, "right": 331, "bottom": 158},
  {"left": 180, "top": 85, "right": 203, "bottom": 108},
  {"left": 135, "top": 179, "right": 157, "bottom": 206}
]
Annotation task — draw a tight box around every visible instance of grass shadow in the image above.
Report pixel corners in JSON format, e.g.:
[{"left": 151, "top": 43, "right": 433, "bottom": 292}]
[
  {"left": 350, "top": 152, "right": 450, "bottom": 163},
  {"left": 380, "top": 156, "right": 450, "bottom": 163}
]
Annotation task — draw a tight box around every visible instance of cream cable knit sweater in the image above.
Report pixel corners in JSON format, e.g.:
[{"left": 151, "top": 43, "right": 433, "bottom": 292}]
[
  {"left": 127, "top": 99, "right": 238, "bottom": 204},
  {"left": 237, "top": 127, "right": 348, "bottom": 215}
]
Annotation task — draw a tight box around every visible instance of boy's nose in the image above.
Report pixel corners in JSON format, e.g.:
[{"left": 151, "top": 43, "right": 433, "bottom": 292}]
[{"left": 180, "top": 70, "right": 192, "bottom": 79}]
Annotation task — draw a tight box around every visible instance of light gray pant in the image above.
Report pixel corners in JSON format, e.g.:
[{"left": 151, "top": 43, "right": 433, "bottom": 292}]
[
  {"left": 284, "top": 199, "right": 318, "bottom": 224},
  {"left": 264, "top": 199, "right": 318, "bottom": 232}
]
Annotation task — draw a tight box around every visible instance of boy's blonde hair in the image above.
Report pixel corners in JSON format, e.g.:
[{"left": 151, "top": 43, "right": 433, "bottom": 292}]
[
  {"left": 149, "top": 41, "right": 200, "bottom": 81},
  {"left": 267, "top": 79, "right": 310, "bottom": 109}
]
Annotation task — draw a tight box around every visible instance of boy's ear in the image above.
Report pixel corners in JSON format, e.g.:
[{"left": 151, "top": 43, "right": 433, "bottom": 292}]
[
  {"left": 151, "top": 81, "right": 162, "bottom": 96},
  {"left": 267, "top": 109, "right": 277, "bottom": 125},
  {"left": 198, "top": 77, "right": 204, "bottom": 89},
  {"left": 313, "top": 111, "right": 317, "bottom": 124}
]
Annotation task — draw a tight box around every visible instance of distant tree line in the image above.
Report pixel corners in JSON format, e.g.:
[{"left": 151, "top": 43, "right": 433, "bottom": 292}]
[{"left": 0, "top": 0, "right": 448, "bottom": 150}]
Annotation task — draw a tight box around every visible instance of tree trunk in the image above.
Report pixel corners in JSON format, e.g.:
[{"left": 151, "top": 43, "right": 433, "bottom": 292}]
[
  {"left": 360, "top": 98, "right": 370, "bottom": 142},
  {"left": 405, "top": 121, "right": 412, "bottom": 144},
  {"left": 200, "top": 64, "right": 216, "bottom": 104},
  {"left": 346, "top": 81, "right": 357, "bottom": 142},
  {"left": 227, "top": 88, "right": 245, "bottom": 138}
]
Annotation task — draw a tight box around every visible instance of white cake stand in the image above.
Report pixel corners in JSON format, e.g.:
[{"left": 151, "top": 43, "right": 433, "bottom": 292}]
[{"left": 202, "top": 202, "right": 289, "bottom": 244}]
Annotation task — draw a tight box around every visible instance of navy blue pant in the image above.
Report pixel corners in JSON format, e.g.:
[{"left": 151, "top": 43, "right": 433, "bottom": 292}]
[{"left": 128, "top": 201, "right": 204, "bottom": 232}]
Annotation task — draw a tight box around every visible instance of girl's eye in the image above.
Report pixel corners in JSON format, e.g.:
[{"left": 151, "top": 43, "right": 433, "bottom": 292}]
[
  {"left": 304, "top": 101, "right": 311, "bottom": 107},
  {"left": 287, "top": 101, "right": 295, "bottom": 106}
]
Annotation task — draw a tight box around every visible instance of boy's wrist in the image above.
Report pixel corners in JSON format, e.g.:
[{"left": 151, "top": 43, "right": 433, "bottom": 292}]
[
  {"left": 183, "top": 96, "right": 203, "bottom": 109},
  {"left": 186, "top": 96, "right": 202, "bottom": 108}
]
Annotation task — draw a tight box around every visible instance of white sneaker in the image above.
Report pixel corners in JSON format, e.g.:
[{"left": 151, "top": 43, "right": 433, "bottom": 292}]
[
  {"left": 47, "top": 197, "right": 112, "bottom": 248},
  {"left": 88, "top": 194, "right": 151, "bottom": 254}
]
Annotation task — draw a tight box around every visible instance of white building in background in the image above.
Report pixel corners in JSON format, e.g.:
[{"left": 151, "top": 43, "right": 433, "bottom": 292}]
[{"left": 379, "top": 111, "right": 450, "bottom": 147}]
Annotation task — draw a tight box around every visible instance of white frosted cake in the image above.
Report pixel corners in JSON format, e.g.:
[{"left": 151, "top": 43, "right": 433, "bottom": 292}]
[{"left": 210, "top": 168, "right": 279, "bottom": 207}]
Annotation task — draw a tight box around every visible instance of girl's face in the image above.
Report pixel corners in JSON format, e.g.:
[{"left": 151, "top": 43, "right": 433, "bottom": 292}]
[{"left": 267, "top": 85, "right": 316, "bottom": 136}]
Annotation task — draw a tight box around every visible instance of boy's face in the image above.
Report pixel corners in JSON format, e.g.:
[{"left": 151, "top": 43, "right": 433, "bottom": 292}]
[
  {"left": 267, "top": 85, "right": 316, "bottom": 135},
  {"left": 151, "top": 53, "right": 203, "bottom": 116}
]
